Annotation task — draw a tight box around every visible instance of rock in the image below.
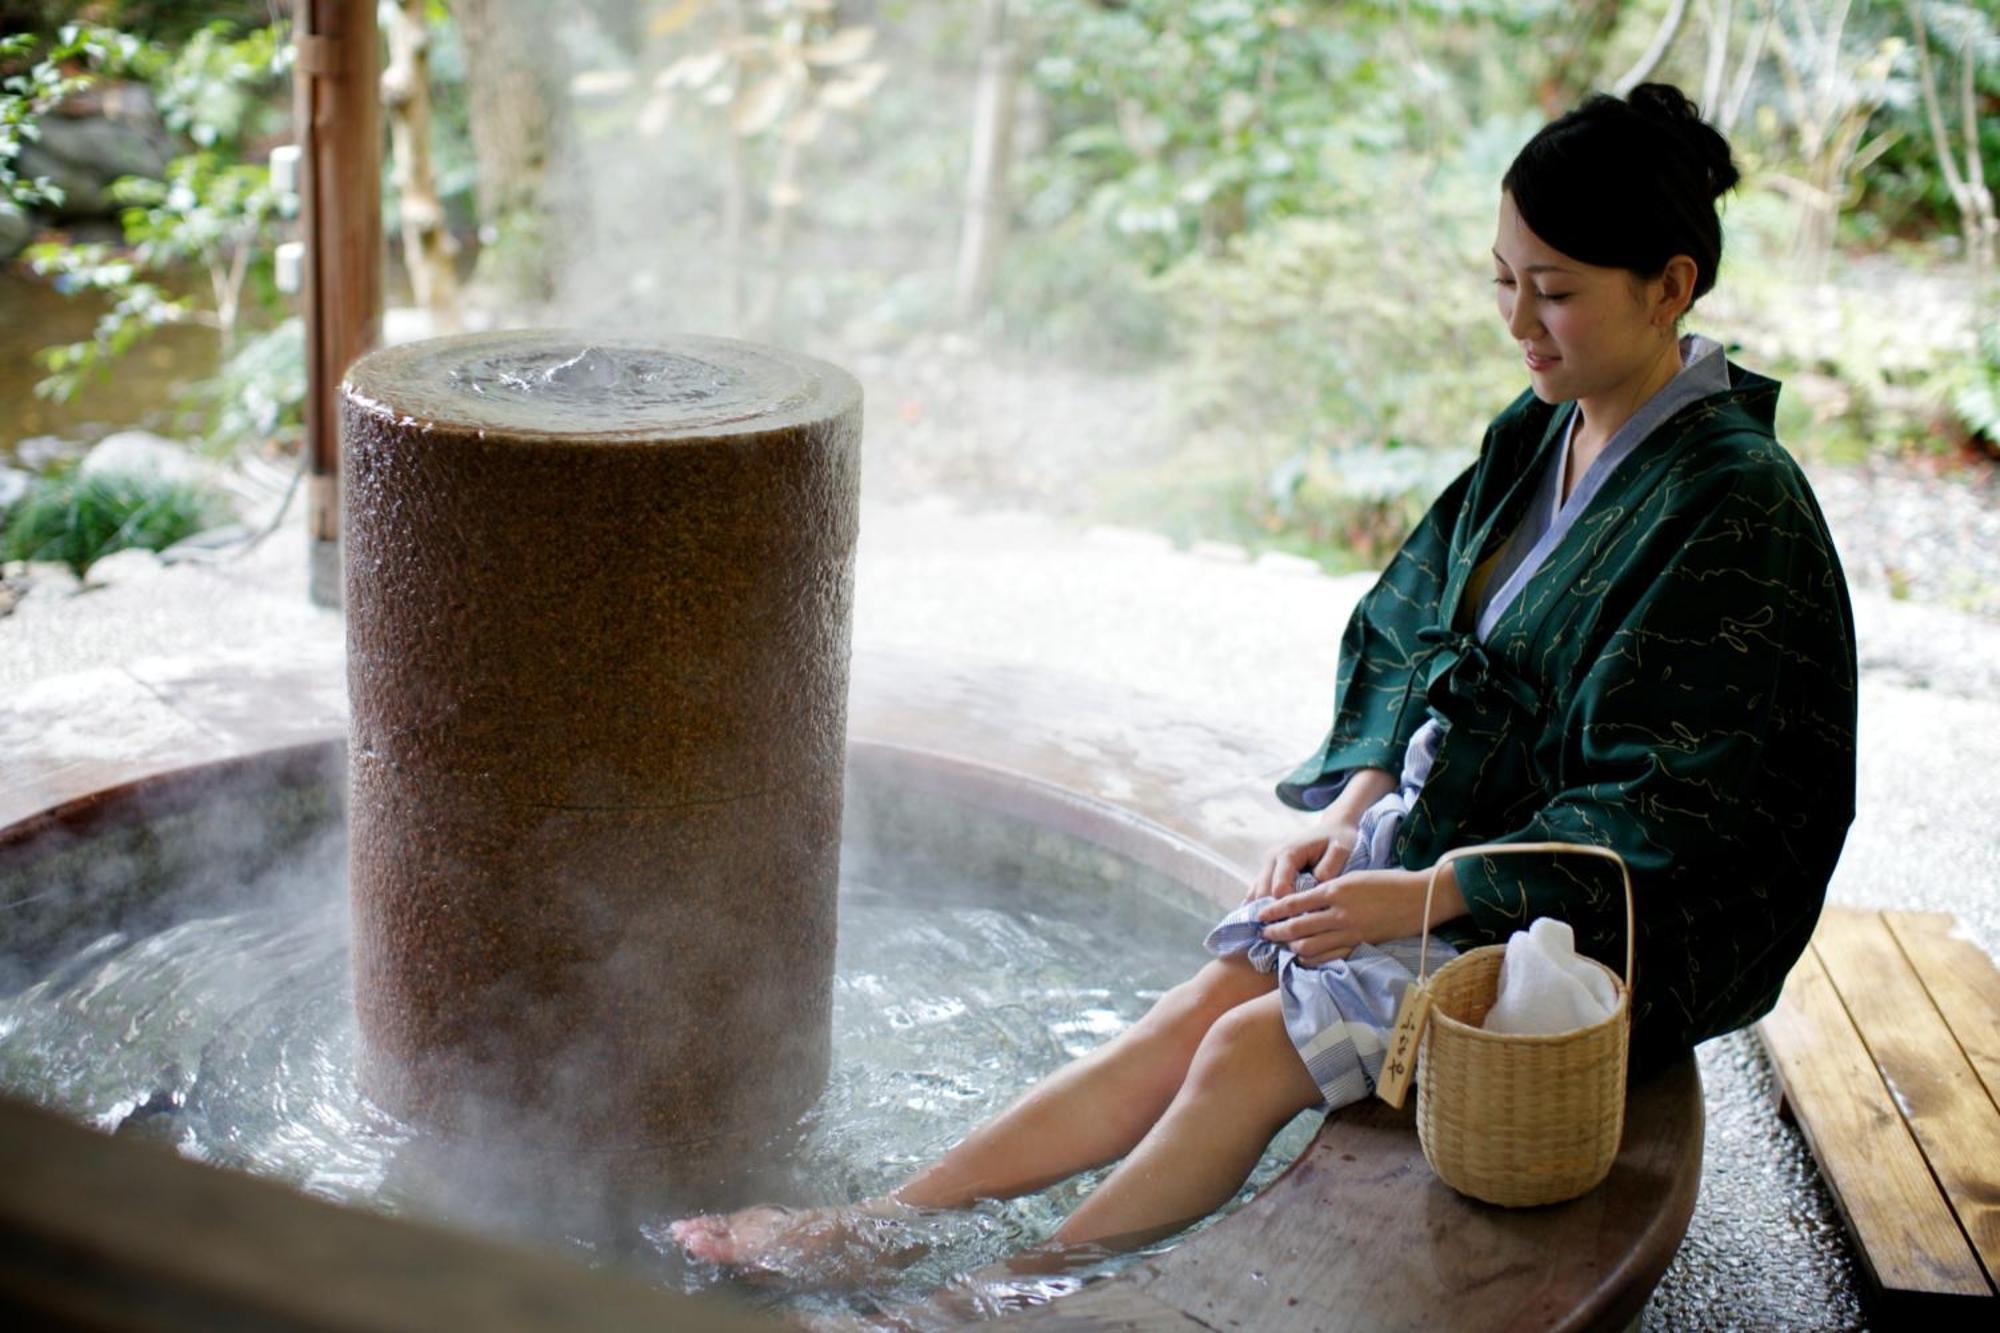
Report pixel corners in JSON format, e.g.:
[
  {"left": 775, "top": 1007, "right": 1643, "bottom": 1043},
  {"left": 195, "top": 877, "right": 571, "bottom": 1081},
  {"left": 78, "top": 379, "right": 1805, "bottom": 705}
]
[
  {"left": 12, "top": 435, "right": 82, "bottom": 471},
  {"left": 13, "top": 93, "right": 171, "bottom": 221},
  {"left": 1189, "top": 539, "right": 1250, "bottom": 563},
  {"left": 0, "top": 205, "right": 32, "bottom": 261},
  {"left": 158, "top": 524, "right": 251, "bottom": 564},
  {"left": 0, "top": 465, "right": 29, "bottom": 511},
  {"left": 79, "top": 430, "right": 212, "bottom": 487},
  {"left": 15, "top": 561, "right": 82, "bottom": 604},
  {"left": 1084, "top": 524, "right": 1173, "bottom": 555},
  {"left": 83, "top": 547, "right": 164, "bottom": 585},
  {"left": 1254, "top": 550, "right": 1324, "bottom": 578}
]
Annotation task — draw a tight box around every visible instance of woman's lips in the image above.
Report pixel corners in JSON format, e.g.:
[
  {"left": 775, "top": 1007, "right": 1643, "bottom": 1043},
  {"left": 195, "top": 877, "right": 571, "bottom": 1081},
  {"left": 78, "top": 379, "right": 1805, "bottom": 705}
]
[{"left": 1525, "top": 350, "right": 1559, "bottom": 371}]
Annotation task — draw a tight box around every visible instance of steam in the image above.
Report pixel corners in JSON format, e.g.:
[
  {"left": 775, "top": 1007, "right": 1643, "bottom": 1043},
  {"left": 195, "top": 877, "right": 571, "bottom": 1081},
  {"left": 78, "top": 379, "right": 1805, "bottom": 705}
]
[{"left": 0, "top": 744, "right": 1302, "bottom": 1314}]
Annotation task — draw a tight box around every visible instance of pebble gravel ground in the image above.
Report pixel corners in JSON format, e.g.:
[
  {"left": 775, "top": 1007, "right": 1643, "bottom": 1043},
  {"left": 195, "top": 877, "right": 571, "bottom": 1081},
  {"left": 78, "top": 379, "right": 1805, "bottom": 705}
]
[{"left": 1807, "top": 454, "right": 2000, "bottom": 623}]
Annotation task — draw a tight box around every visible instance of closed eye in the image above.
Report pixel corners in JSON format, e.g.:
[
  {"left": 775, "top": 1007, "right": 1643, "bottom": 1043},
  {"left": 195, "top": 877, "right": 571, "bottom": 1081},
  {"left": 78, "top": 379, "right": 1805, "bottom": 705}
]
[{"left": 1491, "top": 277, "right": 1568, "bottom": 302}]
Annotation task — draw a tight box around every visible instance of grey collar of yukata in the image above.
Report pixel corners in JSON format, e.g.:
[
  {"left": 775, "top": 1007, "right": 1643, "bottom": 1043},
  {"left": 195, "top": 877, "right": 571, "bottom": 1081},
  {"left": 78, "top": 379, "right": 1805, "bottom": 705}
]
[{"left": 1472, "top": 332, "right": 1731, "bottom": 642}]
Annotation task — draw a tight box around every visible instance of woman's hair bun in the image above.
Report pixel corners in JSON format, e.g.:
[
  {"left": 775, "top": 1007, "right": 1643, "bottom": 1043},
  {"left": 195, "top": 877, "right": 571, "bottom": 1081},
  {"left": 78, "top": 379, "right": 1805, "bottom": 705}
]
[
  {"left": 1503, "top": 79, "right": 1740, "bottom": 310},
  {"left": 1628, "top": 81, "right": 1741, "bottom": 200}
]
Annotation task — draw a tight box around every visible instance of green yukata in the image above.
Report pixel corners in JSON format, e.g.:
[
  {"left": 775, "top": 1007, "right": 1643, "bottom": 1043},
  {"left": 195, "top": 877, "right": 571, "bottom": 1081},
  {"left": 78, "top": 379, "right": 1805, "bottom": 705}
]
[{"left": 1278, "top": 364, "right": 1858, "bottom": 1076}]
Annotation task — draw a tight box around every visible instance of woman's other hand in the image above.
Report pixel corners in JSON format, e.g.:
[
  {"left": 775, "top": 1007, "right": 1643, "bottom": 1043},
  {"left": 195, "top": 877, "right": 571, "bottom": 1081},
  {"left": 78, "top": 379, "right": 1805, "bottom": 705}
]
[
  {"left": 1254, "top": 865, "right": 1469, "bottom": 964},
  {"left": 1246, "top": 767, "right": 1399, "bottom": 903},
  {"left": 1248, "top": 825, "right": 1357, "bottom": 903}
]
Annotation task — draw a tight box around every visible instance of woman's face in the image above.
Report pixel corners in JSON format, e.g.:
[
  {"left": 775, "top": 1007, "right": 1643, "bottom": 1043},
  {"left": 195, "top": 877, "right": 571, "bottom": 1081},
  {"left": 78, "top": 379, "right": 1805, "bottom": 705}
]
[{"left": 1491, "top": 190, "right": 1687, "bottom": 406}]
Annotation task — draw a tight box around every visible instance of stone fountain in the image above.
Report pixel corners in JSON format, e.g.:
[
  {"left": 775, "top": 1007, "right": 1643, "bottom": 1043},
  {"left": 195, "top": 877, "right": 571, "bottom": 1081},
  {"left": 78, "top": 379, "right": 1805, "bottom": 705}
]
[{"left": 340, "top": 331, "right": 861, "bottom": 1158}]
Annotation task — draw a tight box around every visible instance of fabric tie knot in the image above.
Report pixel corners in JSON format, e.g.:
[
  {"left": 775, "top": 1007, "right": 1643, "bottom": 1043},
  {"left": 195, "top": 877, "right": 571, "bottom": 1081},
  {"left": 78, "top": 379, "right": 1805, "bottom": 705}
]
[{"left": 1416, "top": 624, "right": 1541, "bottom": 716}]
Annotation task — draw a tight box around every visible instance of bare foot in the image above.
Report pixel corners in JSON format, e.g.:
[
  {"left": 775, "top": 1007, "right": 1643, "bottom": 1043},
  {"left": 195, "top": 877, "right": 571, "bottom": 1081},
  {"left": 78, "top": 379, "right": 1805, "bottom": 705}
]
[{"left": 668, "top": 1197, "right": 931, "bottom": 1287}]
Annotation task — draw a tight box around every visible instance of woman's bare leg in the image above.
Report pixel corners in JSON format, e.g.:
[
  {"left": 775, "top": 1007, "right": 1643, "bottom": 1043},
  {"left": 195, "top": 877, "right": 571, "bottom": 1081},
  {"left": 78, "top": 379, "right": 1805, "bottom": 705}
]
[
  {"left": 671, "top": 954, "right": 1276, "bottom": 1269},
  {"left": 1044, "top": 988, "right": 1321, "bottom": 1250},
  {"left": 895, "top": 954, "right": 1278, "bottom": 1207}
]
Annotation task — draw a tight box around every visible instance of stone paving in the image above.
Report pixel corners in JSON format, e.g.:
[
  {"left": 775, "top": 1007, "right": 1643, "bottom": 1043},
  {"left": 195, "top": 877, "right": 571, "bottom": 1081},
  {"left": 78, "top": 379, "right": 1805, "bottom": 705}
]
[{"left": 4, "top": 493, "right": 1999, "bottom": 1329}]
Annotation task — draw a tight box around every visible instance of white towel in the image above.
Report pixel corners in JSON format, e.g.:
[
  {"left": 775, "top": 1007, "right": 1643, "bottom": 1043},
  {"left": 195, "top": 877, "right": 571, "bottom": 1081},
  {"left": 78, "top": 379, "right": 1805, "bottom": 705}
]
[{"left": 1481, "top": 917, "right": 1619, "bottom": 1035}]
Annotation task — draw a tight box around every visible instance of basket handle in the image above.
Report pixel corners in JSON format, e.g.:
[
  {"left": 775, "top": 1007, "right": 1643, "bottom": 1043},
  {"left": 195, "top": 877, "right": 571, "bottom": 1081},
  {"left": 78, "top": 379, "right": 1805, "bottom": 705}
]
[{"left": 1414, "top": 841, "right": 1636, "bottom": 996}]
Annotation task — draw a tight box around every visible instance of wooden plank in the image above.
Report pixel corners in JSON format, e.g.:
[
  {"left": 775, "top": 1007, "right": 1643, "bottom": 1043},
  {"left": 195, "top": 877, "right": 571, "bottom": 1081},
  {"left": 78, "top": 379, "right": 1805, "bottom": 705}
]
[
  {"left": 1102, "top": 1057, "right": 1703, "bottom": 1332},
  {"left": 0, "top": 1095, "right": 774, "bottom": 1332},
  {"left": 1813, "top": 909, "right": 2000, "bottom": 1293},
  {"left": 1758, "top": 946, "right": 1991, "bottom": 1299},
  {"left": 1884, "top": 910, "right": 2000, "bottom": 1118}
]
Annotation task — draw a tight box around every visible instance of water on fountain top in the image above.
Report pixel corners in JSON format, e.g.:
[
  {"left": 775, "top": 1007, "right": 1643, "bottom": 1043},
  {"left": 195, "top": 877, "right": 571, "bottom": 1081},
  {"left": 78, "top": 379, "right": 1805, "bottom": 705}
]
[{"left": 342, "top": 331, "right": 844, "bottom": 440}]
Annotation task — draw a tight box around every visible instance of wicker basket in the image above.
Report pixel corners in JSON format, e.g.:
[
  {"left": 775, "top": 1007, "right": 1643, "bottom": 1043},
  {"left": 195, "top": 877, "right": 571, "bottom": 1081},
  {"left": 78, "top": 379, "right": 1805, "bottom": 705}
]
[{"left": 1379, "top": 840, "right": 1635, "bottom": 1208}]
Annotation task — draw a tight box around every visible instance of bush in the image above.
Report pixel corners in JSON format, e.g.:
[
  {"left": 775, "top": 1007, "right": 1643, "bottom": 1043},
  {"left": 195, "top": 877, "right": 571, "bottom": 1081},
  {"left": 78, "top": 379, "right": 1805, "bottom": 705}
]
[
  {"left": 175, "top": 316, "right": 305, "bottom": 459},
  {"left": 0, "top": 468, "right": 222, "bottom": 578},
  {"left": 983, "top": 217, "right": 1177, "bottom": 370},
  {"left": 1142, "top": 113, "right": 1539, "bottom": 561},
  {"left": 1952, "top": 318, "right": 2000, "bottom": 452}
]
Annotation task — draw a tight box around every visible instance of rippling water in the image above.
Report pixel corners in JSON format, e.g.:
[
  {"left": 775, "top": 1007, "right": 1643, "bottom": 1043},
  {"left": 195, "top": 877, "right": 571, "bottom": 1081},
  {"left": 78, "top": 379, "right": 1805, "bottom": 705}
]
[{"left": 0, "top": 869, "right": 1317, "bottom": 1325}]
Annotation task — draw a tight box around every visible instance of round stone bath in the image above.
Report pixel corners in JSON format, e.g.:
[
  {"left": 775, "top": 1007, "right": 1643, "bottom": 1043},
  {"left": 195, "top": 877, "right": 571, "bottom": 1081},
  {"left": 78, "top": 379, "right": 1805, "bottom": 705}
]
[{"left": 0, "top": 715, "right": 1702, "bottom": 1330}]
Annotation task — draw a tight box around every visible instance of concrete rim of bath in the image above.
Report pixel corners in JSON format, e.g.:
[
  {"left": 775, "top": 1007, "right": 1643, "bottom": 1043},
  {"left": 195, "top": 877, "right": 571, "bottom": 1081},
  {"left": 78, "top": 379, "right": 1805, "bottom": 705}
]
[{"left": 0, "top": 655, "right": 1702, "bottom": 1331}]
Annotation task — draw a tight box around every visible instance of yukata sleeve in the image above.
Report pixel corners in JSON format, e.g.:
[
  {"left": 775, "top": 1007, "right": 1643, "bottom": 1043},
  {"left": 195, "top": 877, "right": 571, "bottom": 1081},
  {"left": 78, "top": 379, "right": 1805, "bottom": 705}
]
[
  {"left": 1447, "top": 457, "right": 1859, "bottom": 1075},
  {"left": 1275, "top": 458, "right": 1479, "bottom": 812}
]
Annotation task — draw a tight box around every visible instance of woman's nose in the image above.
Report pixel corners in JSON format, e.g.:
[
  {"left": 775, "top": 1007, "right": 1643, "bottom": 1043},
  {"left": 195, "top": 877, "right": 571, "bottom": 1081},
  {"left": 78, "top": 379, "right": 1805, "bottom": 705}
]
[{"left": 1505, "top": 295, "right": 1542, "bottom": 341}]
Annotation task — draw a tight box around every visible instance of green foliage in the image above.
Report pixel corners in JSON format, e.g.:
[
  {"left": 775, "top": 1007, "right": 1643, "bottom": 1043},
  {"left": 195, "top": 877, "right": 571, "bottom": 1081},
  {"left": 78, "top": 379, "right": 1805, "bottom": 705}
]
[
  {"left": 985, "top": 217, "right": 1175, "bottom": 369},
  {"left": 148, "top": 19, "right": 287, "bottom": 151},
  {"left": 23, "top": 19, "right": 291, "bottom": 447},
  {"left": 0, "top": 468, "right": 221, "bottom": 579},
  {"left": 0, "top": 23, "right": 156, "bottom": 211},
  {"left": 175, "top": 316, "right": 305, "bottom": 460},
  {"left": 0, "top": 2, "right": 271, "bottom": 46},
  {"left": 1847, "top": 1, "right": 2000, "bottom": 241},
  {"left": 114, "top": 149, "right": 284, "bottom": 273},
  {"left": 995, "top": 0, "right": 1997, "bottom": 570},
  {"left": 1151, "top": 193, "right": 1522, "bottom": 562},
  {"left": 21, "top": 239, "right": 188, "bottom": 400},
  {"left": 1952, "top": 319, "right": 2000, "bottom": 446},
  {"left": 1020, "top": 0, "right": 1395, "bottom": 273}
]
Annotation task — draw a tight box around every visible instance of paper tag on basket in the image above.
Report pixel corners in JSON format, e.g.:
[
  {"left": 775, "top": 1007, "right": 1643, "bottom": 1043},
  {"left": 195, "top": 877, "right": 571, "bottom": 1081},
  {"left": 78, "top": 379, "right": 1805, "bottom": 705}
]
[{"left": 1375, "top": 982, "right": 1431, "bottom": 1109}]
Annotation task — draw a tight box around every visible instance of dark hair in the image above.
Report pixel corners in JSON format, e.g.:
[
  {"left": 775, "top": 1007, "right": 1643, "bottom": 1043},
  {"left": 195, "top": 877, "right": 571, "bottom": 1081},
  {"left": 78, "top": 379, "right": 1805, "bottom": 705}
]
[{"left": 1502, "top": 82, "right": 1741, "bottom": 310}]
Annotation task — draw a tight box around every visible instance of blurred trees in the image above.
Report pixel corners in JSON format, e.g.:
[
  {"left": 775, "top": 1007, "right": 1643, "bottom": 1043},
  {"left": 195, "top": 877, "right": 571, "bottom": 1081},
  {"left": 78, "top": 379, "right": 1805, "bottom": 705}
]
[
  {"left": 5, "top": 0, "right": 1997, "bottom": 551},
  {"left": 21, "top": 22, "right": 290, "bottom": 405},
  {"left": 1901, "top": 0, "right": 1996, "bottom": 282},
  {"left": 636, "top": 0, "right": 892, "bottom": 336},
  {"left": 452, "top": 0, "right": 566, "bottom": 300},
  {"left": 382, "top": 0, "right": 460, "bottom": 326}
]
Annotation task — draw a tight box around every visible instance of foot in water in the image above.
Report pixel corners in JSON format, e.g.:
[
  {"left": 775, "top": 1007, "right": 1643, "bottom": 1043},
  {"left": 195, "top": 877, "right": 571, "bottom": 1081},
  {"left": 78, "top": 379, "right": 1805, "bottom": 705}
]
[{"left": 668, "top": 1197, "right": 932, "bottom": 1287}]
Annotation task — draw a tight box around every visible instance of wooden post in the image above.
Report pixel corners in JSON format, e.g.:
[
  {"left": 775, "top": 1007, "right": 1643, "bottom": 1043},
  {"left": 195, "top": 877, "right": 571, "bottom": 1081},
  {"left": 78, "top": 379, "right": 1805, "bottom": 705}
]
[{"left": 295, "top": 0, "right": 383, "bottom": 609}]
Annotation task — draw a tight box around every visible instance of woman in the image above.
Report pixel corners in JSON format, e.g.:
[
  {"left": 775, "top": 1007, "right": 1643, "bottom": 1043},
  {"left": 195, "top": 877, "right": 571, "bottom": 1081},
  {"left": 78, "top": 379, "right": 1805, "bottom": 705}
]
[{"left": 674, "top": 81, "right": 1857, "bottom": 1277}]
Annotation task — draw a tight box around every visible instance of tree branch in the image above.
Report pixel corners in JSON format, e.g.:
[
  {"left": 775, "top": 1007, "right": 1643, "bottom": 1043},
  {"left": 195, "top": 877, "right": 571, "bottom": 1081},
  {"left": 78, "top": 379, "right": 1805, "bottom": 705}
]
[
  {"left": 1701, "top": 0, "right": 1732, "bottom": 112},
  {"left": 1904, "top": 0, "right": 1968, "bottom": 200},
  {"left": 1614, "top": 0, "right": 1692, "bottom": 94}
]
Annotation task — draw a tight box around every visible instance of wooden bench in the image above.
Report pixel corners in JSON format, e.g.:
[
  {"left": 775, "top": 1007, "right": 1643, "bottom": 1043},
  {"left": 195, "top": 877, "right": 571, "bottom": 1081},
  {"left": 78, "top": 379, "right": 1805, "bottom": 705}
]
[{"left": 1758, "top": 908, "right": 2000, "bottom": 1319}]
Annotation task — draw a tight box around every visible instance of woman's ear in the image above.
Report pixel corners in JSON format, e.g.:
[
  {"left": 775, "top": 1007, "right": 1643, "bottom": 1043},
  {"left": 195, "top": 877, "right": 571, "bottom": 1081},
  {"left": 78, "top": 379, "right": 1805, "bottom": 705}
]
[{"left": 1656, "top": 254, "right": 1699, "bottom": 326}]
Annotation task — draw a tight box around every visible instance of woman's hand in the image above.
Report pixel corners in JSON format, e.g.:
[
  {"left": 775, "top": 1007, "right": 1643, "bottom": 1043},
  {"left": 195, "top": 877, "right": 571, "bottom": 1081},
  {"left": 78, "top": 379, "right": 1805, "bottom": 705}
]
[
  {"left": 1246, "top": 768, "right": 1398, "bottom": 904},
  {"left": 1255, "top": 865, "right": 1468, "bottom": 964},
  {"left": 1247, "top": 823, "right": 1359, "bottom": 903}
]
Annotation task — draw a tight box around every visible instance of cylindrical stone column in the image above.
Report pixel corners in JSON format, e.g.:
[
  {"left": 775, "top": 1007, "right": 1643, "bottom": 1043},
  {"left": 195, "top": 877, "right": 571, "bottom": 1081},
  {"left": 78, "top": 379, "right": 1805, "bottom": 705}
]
[{"left": 341, "top": 332, "right": 861, "bottom": 1157}]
